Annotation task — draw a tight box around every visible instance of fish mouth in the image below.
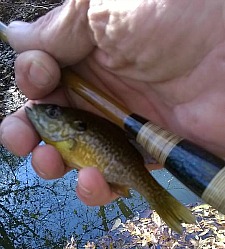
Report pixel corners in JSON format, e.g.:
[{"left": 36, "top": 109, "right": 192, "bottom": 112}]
[
  {"left": 25, "top": 105, "right": 40, "bottom": 126},
  {"left": 25, "top": 104, "right": 50, "bottom": 140},
  {"left": 25, "top": 106, "right": 36, "bottom": 120},
  {"left": 25, "top": 106, "right": 32, "bottom": 114},
  {"left": 25, "top": 104, "right": 65, "bottom": 141}
]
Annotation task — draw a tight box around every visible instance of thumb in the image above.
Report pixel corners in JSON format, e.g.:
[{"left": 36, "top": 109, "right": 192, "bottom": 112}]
[{"left": 6, "top": 0, "right": 94, "bottom": 66}]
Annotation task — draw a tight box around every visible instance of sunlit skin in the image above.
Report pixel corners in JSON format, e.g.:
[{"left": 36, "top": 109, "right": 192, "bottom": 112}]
[{"left": 1, "top": 0, "right": 225, "bottom": 206}]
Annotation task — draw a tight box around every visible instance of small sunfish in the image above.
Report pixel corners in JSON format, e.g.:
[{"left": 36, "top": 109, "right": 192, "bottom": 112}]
[{"left": 25, "top": 104, "right": 195, "bottom": 233}]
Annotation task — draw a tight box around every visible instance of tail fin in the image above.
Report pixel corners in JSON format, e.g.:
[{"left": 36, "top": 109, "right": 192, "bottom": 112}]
[{"left": 150, "top": 193, "right": 196, "bottom": 233}]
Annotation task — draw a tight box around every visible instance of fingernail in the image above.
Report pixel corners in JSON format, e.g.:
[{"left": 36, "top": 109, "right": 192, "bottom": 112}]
[
  {"left": 77, "top": 182, "right": 92, "bottom": 197},
  {"left": 28, "top": 61, "right": 51, "bottom": 87},
  {"left": 35, "top": 168, "right": 48, "bottom": 178},
  {"left": 32, "top": 157, "right": 48, "bottom": 178}
]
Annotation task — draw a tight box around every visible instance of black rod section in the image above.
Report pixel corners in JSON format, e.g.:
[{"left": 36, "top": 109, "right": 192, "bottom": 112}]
[{"left": 125, "top": 114, "right": 225, "bottom": 214}]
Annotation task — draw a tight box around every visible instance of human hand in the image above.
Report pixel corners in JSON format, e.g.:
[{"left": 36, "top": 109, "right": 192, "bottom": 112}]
[{"left": 1, "top": 0, "right": 225, "bottom": 205}]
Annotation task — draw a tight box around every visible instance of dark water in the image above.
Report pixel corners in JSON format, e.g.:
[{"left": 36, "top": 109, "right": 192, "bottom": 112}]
[{"left": 0, "top": 145, "right": 200, "bottom": 248}]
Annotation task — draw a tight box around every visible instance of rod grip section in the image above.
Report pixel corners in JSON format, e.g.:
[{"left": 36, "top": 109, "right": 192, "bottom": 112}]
[
  {"left": 125, "top": 115, "right": 225, "bottom": 214},
  {"left": 164, "top": 139, "right": 225, "bottom": 214}
]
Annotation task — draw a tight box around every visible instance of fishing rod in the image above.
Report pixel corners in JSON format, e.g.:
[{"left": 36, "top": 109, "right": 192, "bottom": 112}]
[{"left": 1, "top": 21, "right": 225, "bottom": 214}]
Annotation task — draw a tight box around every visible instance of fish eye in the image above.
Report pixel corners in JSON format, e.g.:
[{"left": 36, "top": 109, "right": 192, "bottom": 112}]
[
  {"left": 73, "top": 120, "right": 87, "bottom": 132},
  {"left": 46, "top": 105, "right": 62, "bottom": 119}
]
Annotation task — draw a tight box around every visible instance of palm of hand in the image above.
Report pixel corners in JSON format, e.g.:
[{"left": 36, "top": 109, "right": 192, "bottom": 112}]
[
  {"left": 73, "top": 44, "right": 225, "bottom": 158},
  {"left": 71, "top": 0, "right": 225, "bottom": 157},
  {"left": 8, "top": 0, "right": 225, "bottom": 157}
]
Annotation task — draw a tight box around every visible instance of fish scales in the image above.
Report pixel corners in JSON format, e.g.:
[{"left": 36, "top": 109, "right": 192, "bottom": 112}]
[{"left": 25, "top": 104, "right": 196, "bottom": 233}]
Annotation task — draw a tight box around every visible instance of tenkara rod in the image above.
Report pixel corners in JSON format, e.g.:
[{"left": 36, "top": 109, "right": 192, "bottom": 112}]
[
  {"left": 61, "top": 69, "right": 225, "bottom": 215},
  {"left": 1, "top": 21, "right": 225, "bottom": 214},
  {"left": 61, "top": 68, "right": 131, "bottom": 128},
  {"left": 0, "top": 21, "right": 8, "bottom": 43}
]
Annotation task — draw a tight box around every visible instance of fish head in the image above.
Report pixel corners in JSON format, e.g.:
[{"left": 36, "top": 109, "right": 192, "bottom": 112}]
[{"left": 25, "top": 104, "right": 87, "bottom": 142}]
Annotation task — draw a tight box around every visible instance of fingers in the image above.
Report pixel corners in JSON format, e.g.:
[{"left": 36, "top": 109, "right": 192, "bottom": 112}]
[
  {"left": 1, "top": 48, "right": 69, "bottom": 155},
  {"left": 31, "top": 144, "right": 69, "bottom": 179},
  {"left": 2, "top": 0, "right": 125, "bottom": 207},
  {"left": 77, "top": 167, "right": 118, "bottom": 206},
  {"left": 0, "top": 108, "right": 40, "bottom": 156},
  {"left": 32, "top": 147, "right": 118, "bottom": 206},
  {"left": 6, "top": 0, "right": 94, "bottom": 65},
  {"left": 32, "top": 151, "right": 118, "bottom": 205},
  {"left": 0, "top": 89, "right": 69, "bottom": 157},
  {"left": 15, "top": 50, "right": 61, "bottom": 99},
  {"left": 0, "top": 49, "right": 69, "bottom": 156},
  {"left": 31, "top": 143, "right": 118, "bottom": 205},
  {"left": 0, "top": 108, "right": 117, "bottom": 206}
]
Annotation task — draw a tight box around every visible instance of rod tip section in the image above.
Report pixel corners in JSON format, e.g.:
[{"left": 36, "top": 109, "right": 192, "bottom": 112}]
[
  {"left": 0, "top": 21, "right": 8, "bottom": 43},
  {"left": 202, "top": 167, "right": 225, "bottom": 214}
]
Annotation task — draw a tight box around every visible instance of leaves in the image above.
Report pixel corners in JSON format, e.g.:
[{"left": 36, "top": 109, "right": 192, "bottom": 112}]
[{"left": 75, "top": 203, "right": 225, "bottom": 249}]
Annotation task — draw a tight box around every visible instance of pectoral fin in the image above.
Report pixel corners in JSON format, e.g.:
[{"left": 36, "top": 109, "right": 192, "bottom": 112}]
[{"left": 109, "top": 183, "right": 131, "bottom": 198}]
